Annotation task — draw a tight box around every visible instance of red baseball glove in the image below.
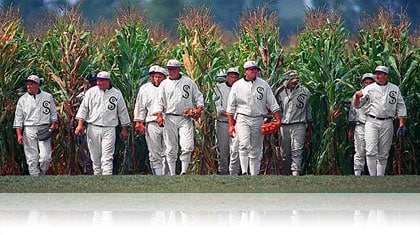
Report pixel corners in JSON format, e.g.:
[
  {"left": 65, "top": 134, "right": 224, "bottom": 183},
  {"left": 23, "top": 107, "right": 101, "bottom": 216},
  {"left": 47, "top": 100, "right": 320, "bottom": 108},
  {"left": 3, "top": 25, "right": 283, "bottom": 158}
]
[{"left": 261, "top": 122, "right": 280, "bottom": 135}]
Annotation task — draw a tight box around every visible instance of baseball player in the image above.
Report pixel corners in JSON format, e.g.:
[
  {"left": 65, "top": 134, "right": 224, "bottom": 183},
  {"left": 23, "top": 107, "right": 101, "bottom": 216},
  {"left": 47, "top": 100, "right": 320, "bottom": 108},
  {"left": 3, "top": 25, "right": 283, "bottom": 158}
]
[
  {"left": 213, "top": 67, "right": 240, "bottom": 175},
  {"left": 354, "top": 65, "right": 407, "bottom": 176},
  {"left": 226, "top": 61, "right": 281, "bottom": 176},
  {"left": 276, "top": 70, "right": 312, "bottom": 176},
  {"left": 134, "top": 65, "right": 167, "bottom": 175},
  {"left": 152, "top": 59, "right": 204, "bottom": 176},
  {"left": 74, "top": 71, "right": 131, "bottom": 175},
  {"left": 13, "top": 75, "right": 58, "bottom": 176},
  {"left": 348, "top": 73, "right": 375, "bottom": 176}
]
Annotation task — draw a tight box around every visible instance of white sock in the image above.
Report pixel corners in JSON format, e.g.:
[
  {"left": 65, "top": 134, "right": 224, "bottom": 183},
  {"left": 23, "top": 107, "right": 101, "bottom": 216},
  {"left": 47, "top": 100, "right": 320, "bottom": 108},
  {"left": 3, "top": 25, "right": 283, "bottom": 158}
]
[
  {"left": 154, "top": 168, "right": 163, "bottom": 176},
  {"left": 181, "top": 161, "right": 189, "bottom": 174},
  {"left": 366, "top": 159, "right": 377, "bottom": 176},
  {"left": 240, "top": 156, "right": 248, "bottom": 174},
  {"left": 168, "top": 162, "right": 176, "bottom": 176},
  {"left": 354, "top": 169, "right": 362, "bottom": 176},
  {"left": 377, "top": 163, "right": 387, "bottom": 176},
  {"left": 249, "top": 158, "right": 260, "bottom": 176}
]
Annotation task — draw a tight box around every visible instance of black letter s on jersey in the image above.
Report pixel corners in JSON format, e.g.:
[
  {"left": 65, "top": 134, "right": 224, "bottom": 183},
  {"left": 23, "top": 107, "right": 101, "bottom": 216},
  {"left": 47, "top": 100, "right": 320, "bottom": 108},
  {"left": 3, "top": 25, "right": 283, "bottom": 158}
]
[
  {"left": 42, "top": 100, "right": 51, "bottom": 114},
  {"left": 389, "top": 91, "right": 397, "bottom": 104},
  {"left": 108, "top": 96, "right": 117, "bottom": 110},
  {"left": 183, "top": 85, "right": 190, "bottom": 99},
  {"left": 256, "top": 87, "right": 264, "bottom": 100}
]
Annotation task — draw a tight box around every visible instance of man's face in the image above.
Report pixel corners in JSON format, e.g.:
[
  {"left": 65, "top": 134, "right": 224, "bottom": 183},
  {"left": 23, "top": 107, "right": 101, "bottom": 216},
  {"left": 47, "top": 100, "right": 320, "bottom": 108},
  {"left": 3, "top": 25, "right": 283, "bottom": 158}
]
[
  {"left": 167, "top": 67, "right": 180, "bottom": 79},
  {"left": 244, "top": 67, "right": 258, "bottom": 81},
  {"left": 151, "top": 73, "right": 166, "bottom": 86},
  {"left": 96, "top": 79, "right": 110, "bottom": 90},
  {"left": 374, "top": 72, "right": 388, "bottom": 85},
  {"left": 26, "top": 81, "right": 39, "bottom": 95},
  {"left": 226, "top": 73, "right": 239, "bottom": 86},
  {"left": 362, "top": 78, "right": 374, "bottom": 87}
]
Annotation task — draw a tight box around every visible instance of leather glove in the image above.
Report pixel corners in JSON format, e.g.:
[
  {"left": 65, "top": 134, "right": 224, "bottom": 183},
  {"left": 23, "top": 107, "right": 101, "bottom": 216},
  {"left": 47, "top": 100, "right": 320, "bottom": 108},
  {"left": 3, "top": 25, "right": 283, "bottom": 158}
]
[
  {"left": 157, "top": 113, "right": 164, "bottom": 127},
  {"left": 396, "top": 126, "right": 407, "bottom": 138}
]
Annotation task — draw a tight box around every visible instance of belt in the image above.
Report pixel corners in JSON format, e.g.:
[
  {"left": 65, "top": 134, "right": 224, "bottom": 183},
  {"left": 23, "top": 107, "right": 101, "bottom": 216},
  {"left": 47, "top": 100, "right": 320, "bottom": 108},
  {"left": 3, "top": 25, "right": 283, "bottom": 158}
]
[
  {"left": 217, "top": 120, "right": 228, "bottom": 123},
  {"left": 356, "top": 121, "right": 365, "bottom": 125},
  {"left": 368, "top": 114, "right": 392, "bottom": 120},
  {"left": 237, "top": 113, "right": 262, "bottom": 118},
  {"left": 165, "top": 113, "right": 183, "bottom": 116},
  {"left": 282, "top": 122, "right": 306, "bottom": 126},
  {"left": 89, "top": 123, "right": 105, "bottom": 127}
]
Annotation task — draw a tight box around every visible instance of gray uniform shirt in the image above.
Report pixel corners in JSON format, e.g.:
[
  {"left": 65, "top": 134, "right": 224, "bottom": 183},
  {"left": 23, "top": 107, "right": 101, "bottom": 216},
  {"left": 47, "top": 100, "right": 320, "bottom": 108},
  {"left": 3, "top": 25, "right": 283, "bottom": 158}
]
[
  {"left": 134, "top": 82, "right": 159, "bottom": 123},
  {"left": 153, "top": 75, "right": 204, "bottom": 115},
  {"left": 76, "top": 86, "right": 130, "bottom": 127},
  {"left": 213, "top": 82, "right": 232, "bottom": 122},
  {"left": 277, "top": 85, "right": 312, "bottom": 124},
  {"left": 13, "top": 90, "right": 58, "bottom": 128},
  {"left": 356, "top": 82, "right": 407, "bottom": 118},
  {"left": 349, "top": 94, "right": 368, "bottom": 123},
  {"left": 226, "top": 77, "right": 280, "bottom": 116}
]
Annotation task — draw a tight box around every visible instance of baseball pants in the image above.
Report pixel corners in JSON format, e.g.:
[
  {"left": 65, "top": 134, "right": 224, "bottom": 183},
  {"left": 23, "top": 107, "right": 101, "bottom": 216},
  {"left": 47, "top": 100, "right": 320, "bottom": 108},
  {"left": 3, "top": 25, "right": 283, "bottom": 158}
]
[
  {"left": 280, "top": 123, "right": 306, "bottom": 175},
  {"left": 163, "top": 115, "right": 194, "bottom": 175},
  {"left": 353, "top": 123, "right": 366, "bottom": 175},
  {"left": 87, "top": 124, "right": 116, "bottom": 175},
  {"left": 365, "top": 117, "right": 393, "bottom": 176},
  {"left": 236, "top": 114, "right": 264, "bottom": 175},
  {"left": 216, "top": 120, "right": 240, "bottom": 175},
  {"left": 145, "top": 122, "right": 165, "bottom": 175},
  {"left": 23, "top": 125, "right": 52, "bottom": 176}
]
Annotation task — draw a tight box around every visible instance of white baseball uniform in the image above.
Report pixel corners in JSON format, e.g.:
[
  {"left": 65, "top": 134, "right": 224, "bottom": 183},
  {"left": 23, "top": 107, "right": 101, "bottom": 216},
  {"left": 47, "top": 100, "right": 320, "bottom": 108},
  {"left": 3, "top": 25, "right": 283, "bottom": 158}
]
[
  {"left": 134, "top": 81, "right": 166, "bottom": 175},
  {"left": 76, "top": 86, "right": 130, "bottom": 175},
  {"left": 214, "top": 81, "right": 239, "bottom": 175},
  {"left": 348, "top": 93, "right": 369, "bottom": 175},
  {"left": 153, "top": 75, "right": 204, "bottom": 175},
  {"left": 226, "top": 77, "right": 280, "bottom": 175},
  {"left": 13, "top": 90, "right": 58, "bottom": 176},
  {"left": 277, "top": 84, "right": 312, "bottom": 175},
  {"left": 356, "top": 82, "right": 407, "bottom": 176}
]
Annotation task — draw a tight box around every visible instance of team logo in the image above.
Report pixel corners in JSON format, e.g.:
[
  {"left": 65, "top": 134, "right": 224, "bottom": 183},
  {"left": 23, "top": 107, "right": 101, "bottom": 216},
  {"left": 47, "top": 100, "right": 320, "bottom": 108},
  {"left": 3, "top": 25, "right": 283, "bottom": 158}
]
[
  {"left": 42, "top": 100, "right": 51, "bottom": 114},
  {"left": 388, "top": 91, "right": 397, "bottom": 104},
  {"left": 296, "top": 94, "right": 306, "bottom": 108},
  {"left": 256, "top": 87, "right": 264, "bottom": 100},
  {"left": 108, "top": 96, "right": 117, "bottom": 110},
  {"left": 182, "top": 85, "right": 190, "bottom": 99}
]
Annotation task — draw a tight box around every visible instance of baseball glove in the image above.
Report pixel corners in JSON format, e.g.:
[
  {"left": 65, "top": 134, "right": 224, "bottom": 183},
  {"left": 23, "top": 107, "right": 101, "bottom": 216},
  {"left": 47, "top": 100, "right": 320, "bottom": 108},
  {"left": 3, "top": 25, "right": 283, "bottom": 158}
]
[
  {"left": 261, "top": 122, "right": 280, "bottom": 135},
  {"left": 37, "top": 126, "right": 52, "bottom": 141},
  {"left": 183, "top": 108, "right": 201, "bottom": 120}
]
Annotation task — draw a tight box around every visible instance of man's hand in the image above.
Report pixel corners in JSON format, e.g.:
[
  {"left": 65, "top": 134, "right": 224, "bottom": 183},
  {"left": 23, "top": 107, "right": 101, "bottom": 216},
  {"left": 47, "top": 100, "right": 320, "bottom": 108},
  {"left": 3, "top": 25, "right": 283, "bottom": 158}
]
[
  {"left": 347, "top": 127, "right": 354, "bottom": 142},
  {"left": 228, "top": 125, "right": 236, "bottom": 138},
  {"left": 135, "top": 122, "right": 146, "bottom": 135},
  {"left": 120, "top": 126, "right": 128, "bottom": 141},
  {"left": 17, "top": 134, "right": 24, "bottom": 145},
  {"left": 157, "top": 113, "right": 164, "bottom": 127}
]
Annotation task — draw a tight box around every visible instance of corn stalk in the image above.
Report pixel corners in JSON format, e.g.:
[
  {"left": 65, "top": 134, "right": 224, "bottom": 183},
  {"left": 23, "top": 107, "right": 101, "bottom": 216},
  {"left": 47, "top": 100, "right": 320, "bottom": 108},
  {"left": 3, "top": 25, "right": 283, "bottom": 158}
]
[
  {"left": 0, "top": 10, "right": 34, "bottom": 175},
  {"left": 177, "top": 5, "right": 227, "bottom": 174}
]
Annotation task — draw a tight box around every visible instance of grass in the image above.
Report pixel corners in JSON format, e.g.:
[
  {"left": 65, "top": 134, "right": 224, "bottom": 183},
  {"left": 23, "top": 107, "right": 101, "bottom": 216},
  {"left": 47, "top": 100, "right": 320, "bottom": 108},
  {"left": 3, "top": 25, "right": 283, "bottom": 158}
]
[{"left": 0, "top": 175, "right": 419, "bottom": 193}]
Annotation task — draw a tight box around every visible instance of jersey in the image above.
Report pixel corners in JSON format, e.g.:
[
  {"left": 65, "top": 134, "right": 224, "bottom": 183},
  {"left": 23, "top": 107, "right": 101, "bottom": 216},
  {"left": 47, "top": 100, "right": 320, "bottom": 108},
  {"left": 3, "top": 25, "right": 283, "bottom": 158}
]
[
  {"left": 153, "top": 75, "right": 204, "bottom": 115},
  {"left": 349, "top": 94, "right": 368, "bottom": 123},
  {"left": 226, "top": 77, "right": 280, "bottom": 116},
  {"left": 76, "top": 86, "right": 130, "bottom": 127},
  {"left": 13, "top": 90, "right": 58, "bottom": 128},
  {"left": 134, "top": 82, "right": 159, "bottom": 123},
  {"left": 277, "top": 84, "right": 312, "bottom": 124},
  {"left": 213, "top": 82, "right": 232, "bottom": 122},
  {"left": 357, "top": 82, "right": 407, "bottom": 119}
]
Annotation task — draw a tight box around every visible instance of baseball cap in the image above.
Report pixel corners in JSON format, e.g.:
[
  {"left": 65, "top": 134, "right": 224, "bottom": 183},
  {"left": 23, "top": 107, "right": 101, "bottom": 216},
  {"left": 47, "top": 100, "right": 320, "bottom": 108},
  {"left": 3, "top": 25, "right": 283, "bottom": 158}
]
[
  {"left": 374, "top": 66, "right": 388, "bottom": 74},
  {"left": 96, "top": 71, "right": 111, "bottom": 80},
  {"left": 25, "top": 75, "right": 40, "bottom": 84},
  {"left": 166, "top": 59, "right": 181, "bottom": 69},
  {"left": 243, "top": 61, "right": 259, "bottom": 70},
  {"left": 361, "top": 73, "right": 375, "bottom": 81},
  {"left": 226, "top": 67, "right": 240, "bottom": 75},
  {"left": 87, "top": 72, "right": 97, "bottom": 82},
  {"left": 148, "top": 65, "right": 160, "bottom": 74},
  {"left": 217, "top": 69, "right": 227, "bottom": 77},
  {"left": 155, "top": 66, "right": 168, "bottom": 76},
  {"left": 285, "top": 70, "right": 299, "bottom": 82}
]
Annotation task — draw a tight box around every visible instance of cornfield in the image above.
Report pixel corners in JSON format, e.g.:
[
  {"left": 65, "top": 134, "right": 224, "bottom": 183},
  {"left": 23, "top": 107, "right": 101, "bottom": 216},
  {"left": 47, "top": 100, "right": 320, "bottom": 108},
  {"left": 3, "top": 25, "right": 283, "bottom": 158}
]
[{"left": 0, "top": 4, "right": 418, "bottom": 176}]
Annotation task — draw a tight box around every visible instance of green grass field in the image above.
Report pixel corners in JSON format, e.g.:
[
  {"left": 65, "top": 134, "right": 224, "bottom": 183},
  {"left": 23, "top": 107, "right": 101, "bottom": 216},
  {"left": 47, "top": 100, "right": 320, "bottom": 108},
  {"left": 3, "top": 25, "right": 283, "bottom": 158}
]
[{"left": 1, "top": 175, "right": 419, "bottom": 193}]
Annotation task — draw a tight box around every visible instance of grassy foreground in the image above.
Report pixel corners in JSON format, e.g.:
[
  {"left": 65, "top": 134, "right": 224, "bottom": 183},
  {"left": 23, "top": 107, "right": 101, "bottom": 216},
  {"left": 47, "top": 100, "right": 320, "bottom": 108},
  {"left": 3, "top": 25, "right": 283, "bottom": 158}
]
[{"left": 0, "top": 175, "right": 419, "bottom": 193}]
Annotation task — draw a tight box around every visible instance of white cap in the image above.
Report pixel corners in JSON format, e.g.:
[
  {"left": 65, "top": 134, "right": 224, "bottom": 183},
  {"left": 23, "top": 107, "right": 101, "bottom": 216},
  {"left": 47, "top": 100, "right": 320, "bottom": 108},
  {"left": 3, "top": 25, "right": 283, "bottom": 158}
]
[
  {"left": 155, "top": 66, "right": 168, "bottom": 76},
  {"left": 285, "top": 70, "right": 299, "bottom": 81},
  {"left": 374, "top": 66, "right": 389, "bottom": 74},
  {"left": 361, "top": 73, "right": 375, "bottom": 81},
  {"left": 25, "top": 75, "right": 40, "bottom": 84},
  {"left": 243, "top": 61, "right": 259, "bottom": 70},
  {"left": 149, "top": 65, "right": 160, "bottom": 74},
  {"left": 96, "top": 71, "right": 111, "bottom": 80},
  {"left": 226, "top": 67, "right": 239, "bottom": 75},
  {"left": 166, "top": 59, "right": 181, "bottom": 68},
  {"left": 217, "top": 69, "right": 226, "bottom": 77}
]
